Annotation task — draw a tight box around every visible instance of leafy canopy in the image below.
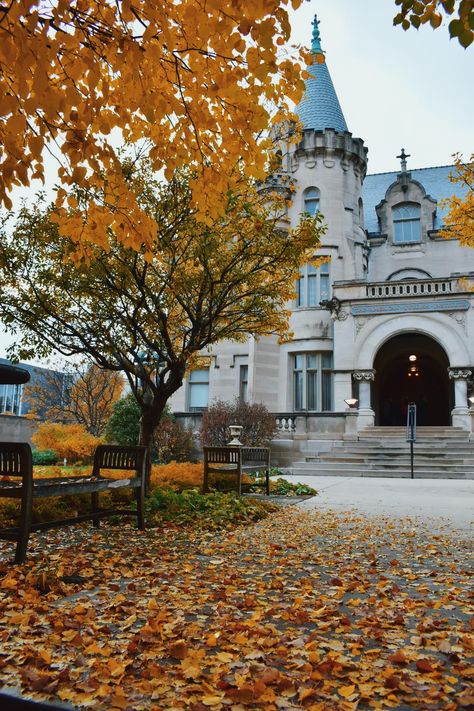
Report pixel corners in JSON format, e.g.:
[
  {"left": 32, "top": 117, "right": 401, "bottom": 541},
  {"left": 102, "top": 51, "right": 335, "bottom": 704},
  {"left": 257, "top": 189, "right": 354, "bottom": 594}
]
[
  {"left": 0, "top": 0, "right": 312, "bottom": 255},
  {"left": 393, "top": 0, "right": 474, "bottom": 48}
]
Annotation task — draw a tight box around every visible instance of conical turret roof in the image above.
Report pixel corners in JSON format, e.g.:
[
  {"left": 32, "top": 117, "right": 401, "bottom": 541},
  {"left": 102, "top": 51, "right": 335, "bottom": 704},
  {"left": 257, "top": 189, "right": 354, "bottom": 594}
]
[{"left": 296, "top": 16, "right": 348, "bottom": 133}]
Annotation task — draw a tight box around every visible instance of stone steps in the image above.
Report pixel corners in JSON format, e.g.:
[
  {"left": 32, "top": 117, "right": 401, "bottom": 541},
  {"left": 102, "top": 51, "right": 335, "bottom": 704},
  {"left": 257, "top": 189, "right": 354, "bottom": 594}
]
[{"left": 286, "top": 427, "right": 474, "bottom": 480}]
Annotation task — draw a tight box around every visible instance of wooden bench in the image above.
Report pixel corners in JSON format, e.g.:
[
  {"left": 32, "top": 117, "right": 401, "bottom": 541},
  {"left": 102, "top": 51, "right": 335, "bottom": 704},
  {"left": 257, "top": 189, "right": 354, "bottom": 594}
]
[
  {"left": 0, "top": 443, "right": 148, "bottom": 564},
  {"left": 202, "top": 446, "right": 270, "bottom": 496}
]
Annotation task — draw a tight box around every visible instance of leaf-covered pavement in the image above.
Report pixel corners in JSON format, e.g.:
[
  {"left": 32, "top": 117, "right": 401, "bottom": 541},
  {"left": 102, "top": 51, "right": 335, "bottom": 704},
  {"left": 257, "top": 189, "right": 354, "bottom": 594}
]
[{"left": 0, "top": 508, "right": 473, "bottom": 710}]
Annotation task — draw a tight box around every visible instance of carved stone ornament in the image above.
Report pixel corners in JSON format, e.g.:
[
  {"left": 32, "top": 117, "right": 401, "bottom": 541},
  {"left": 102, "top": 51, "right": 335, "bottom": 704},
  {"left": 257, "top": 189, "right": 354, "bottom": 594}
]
[
  {"left": 353, "top": 370, "right": 376, "bottom": 382},
  {"left": 355, "top": 316, "right": 369, "bottom": 335},
  {"left": 448, "top": 368, "right": 472, "bottom": 380},
  {"left": 320, "top": 296, "right": 348, "bottom": 320}
]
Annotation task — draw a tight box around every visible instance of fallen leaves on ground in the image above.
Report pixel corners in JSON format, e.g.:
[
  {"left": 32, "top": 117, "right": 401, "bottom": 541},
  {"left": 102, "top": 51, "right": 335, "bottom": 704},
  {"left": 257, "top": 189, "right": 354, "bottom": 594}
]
[{"left": 0, "top": 508, "right": 472, "bottom": 710}]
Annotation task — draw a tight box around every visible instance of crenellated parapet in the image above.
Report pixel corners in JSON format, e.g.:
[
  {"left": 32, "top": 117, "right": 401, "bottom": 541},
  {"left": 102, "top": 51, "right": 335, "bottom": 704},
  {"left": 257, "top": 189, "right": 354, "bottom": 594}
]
[{"left": 290, "top": 128, "right": 368, "bottom": 178}]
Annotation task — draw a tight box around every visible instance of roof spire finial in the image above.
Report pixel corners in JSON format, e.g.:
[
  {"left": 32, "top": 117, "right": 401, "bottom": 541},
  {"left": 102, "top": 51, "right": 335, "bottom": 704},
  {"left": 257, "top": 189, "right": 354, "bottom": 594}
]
[
  {"left": 397, "top": 148, "right": 410, "bottom": 172},
  {"left": 311, "top": 15, "right": 322, "bottom": 53}
]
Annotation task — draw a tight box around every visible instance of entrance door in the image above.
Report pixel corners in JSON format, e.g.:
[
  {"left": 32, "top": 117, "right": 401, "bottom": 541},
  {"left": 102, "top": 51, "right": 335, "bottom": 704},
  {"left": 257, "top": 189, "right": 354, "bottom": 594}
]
[{"left": 373, "top": 334, "right": 451, "bottom": 426}]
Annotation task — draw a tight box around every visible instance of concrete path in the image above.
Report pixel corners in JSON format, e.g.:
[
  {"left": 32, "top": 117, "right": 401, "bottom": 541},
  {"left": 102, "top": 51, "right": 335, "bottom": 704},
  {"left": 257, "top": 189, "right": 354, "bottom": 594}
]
[{"left": 282, "top": 475, "right": 474, "bottom": 533}]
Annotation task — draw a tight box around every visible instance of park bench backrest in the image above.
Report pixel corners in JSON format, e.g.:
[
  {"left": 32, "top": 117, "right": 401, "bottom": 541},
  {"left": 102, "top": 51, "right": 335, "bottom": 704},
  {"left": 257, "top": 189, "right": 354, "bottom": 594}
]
[
  {"left": 0, "top": 442, "right": 32, "bottom": 480},
  {"left": 203, "top": 446, "right": 241, "bottom": 466},
  {"left": 92, "top": 444, "right": 148, "bottom": 478},
  {"left": 240, "top": 447, "right": 269, "bottom": 466}
]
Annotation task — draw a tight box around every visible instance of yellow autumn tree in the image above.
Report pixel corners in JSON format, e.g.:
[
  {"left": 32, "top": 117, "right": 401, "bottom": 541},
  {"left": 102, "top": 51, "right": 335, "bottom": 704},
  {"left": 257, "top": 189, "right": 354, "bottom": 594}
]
[
  {"left": 439, "top": 153, "right": 474, "bottom": 247},
  {"left": 0, "top": 164, "right": 324, "bottom": 451},
  {"left": 0, "top": 0, "right": 313, "bottom": 256},
  {"left": 25, "top": 362, "right": 124, "bottom": 436}
]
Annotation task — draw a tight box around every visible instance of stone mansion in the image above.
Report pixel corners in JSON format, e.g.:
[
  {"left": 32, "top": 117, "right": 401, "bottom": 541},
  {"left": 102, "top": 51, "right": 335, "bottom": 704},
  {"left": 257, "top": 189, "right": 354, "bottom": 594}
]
[{"left": 169, "top": 17, "right": 474, "bottom": 466}]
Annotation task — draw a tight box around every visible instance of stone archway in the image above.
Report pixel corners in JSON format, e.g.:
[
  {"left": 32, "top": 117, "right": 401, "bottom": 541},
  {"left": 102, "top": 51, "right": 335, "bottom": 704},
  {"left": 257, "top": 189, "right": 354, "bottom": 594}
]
[{"left": 373, "top": 333, "right": 452, "bottom": 426}]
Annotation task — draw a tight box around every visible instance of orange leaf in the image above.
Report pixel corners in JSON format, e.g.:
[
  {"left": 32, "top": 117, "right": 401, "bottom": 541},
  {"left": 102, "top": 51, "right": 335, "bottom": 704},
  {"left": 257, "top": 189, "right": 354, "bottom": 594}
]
[
  {"left": 169, "top": 641, "right": 188, "bottom": 660},
  {"left": 388, "top": 650, "right": 408, "bottom": 664},
  {"left": 416, "top": 659, "right": 434, "bottom": 673},
  {"left": 339, "top": 684, "right": 356, "bottom": 698}
]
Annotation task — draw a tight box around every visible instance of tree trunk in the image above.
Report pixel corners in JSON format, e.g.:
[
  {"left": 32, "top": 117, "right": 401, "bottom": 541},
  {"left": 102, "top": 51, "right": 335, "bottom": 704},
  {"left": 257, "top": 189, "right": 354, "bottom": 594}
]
[{"left": 138, "top": 402, "right": 166, "bottom": 496}]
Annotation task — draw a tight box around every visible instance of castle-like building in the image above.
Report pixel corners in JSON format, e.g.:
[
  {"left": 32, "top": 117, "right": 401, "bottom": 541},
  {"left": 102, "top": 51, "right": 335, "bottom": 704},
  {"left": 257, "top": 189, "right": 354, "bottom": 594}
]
[{"left": 170, "top": 17, "right": 474, "bottom": 465}]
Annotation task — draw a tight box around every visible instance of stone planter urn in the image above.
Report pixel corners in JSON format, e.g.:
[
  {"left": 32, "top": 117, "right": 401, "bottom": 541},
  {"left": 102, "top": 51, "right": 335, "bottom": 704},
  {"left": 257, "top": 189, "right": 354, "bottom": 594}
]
[{"left": 228, "top": 425, "right": 243, "bottom": 445}]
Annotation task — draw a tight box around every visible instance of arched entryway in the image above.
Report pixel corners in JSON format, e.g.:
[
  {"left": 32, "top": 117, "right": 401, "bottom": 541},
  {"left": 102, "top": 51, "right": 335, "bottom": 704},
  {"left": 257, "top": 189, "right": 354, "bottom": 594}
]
[{"left": 373, "top": 334, "right": 452, "bottom": 426}]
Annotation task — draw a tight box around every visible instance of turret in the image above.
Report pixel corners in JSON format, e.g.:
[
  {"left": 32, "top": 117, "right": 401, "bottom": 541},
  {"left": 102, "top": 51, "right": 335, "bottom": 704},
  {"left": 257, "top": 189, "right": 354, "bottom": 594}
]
[{"left": 285, "top": 15, "right": 369, "bottom": 283}]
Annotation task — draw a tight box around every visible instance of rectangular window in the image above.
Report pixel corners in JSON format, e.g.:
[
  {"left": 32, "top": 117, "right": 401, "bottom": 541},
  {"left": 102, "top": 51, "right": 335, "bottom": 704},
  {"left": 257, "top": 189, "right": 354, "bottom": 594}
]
[
  {"left": 293, "top": 353, "right": 333, "bottom": 411},
  {"left": 188, "top": 368, "right": 209, "bottom": 411},
  {"left": 393, "top": 204, "right": 421, "bottom": 244},
  {"left": 296, "top": 261, "right": 331, "bottom": 307},
  {"left": 0, "top": 384, "right": 23, "bottom": 415},
  {"left": 239, "top": 365, "right": 248, "bottom": 403}
]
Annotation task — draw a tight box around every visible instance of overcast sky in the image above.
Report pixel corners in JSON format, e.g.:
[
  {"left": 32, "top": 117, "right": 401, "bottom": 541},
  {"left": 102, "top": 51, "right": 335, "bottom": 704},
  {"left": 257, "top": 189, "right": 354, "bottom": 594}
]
[
  {"left": 289, "top": 0, "right": 473, "bottom": 174},
  {"left": 1, "top": 1, "right": 472, "bottom": 362}
]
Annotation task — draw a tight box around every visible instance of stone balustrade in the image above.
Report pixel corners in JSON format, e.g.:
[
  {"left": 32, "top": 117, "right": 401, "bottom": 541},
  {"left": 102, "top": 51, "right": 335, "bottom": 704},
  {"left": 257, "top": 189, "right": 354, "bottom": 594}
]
[
  {"left": 366, "top": 278, "right": 453, "bottom": 299},
  {"left": 275, "top": 414, "right": 297, "bottom": 432}
]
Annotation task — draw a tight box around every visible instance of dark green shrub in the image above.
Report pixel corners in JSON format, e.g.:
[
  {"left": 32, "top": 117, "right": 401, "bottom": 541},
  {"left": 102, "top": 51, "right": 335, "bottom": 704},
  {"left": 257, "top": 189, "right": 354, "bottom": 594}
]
[
  {"left": 105, "top": 393, "right": 141, "bottom": 445},
  {"left": 32, "top": 449, "right": 58, "bottom": 465}
]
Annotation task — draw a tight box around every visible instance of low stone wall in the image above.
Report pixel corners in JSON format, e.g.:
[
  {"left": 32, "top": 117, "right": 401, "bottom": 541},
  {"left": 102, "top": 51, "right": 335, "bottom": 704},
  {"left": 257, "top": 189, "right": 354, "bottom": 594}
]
[{"left": 0, "top": 415, "right": 36, "bottom": 443}]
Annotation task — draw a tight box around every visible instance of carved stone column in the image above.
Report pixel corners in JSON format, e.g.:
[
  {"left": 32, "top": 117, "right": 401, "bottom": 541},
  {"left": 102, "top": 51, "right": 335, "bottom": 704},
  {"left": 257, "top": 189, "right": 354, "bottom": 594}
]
[
  {"left": 449, "top": 368, "right": 472, "bottom": 431},
  {"left": 353, "top": 369, "right": 375, "bottom": 429}
]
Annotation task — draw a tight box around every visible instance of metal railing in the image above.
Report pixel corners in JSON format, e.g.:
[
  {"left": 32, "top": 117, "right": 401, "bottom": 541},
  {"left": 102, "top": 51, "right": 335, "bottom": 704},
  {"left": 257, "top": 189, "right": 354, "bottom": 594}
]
[{"left": 406, "top": 402, "right": 417, "bottom": 479}]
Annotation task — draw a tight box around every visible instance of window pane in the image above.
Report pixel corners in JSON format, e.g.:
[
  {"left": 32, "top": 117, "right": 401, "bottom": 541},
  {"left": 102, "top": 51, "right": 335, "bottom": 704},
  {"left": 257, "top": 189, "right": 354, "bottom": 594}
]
[
  {"left": 410, "top": 220, "right": 421, "bottom": 241},
  {"left": 307, "top": 354, "right": 318, "bottom": 369},
  {"left": 189, "top": 383, "right": 209, "bottom": 408},
  {"left": 239, "top": 365, "right": 248, "bottom": 403},
  {"left": 294, "top": 354, "right": 304, "bottom": 370},
  {"left": 322, "top": 371, "right": 332, "bottom": 410},
  {"left": 296, "top": 277, "right": 303, "bottom": 306},
  {"left": 307, "top": 274, "right": 317, "bottom": 306},
  {"left": 322, "top": 353, "right": 333, "bottom": 368},
  {"left": 394, "top": 221, "right": 404, "bottom": 243},
  {"left": 307, "top": 371, "right": 317, "bottom": 410},
  {"left": 304, "top": 199, "right": 319, "bottom": 216},
  {"left": 307, "top": 263, "right": 317, "bottom": 275},
  {"left": 320, "top": 261, "right": 329, "bottom": 274},
  {"left": 189, "top": 368, "right": 209, "bottom": 383},
  {"left": 294, "top": 371, "right": 303, "bottom": 410},
  {"left": 320, "top": 275, "right": 330, "bottom": 301}
]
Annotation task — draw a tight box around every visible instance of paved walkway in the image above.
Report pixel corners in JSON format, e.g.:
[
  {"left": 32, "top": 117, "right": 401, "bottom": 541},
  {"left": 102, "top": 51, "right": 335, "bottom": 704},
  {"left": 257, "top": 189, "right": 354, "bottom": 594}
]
[{"left": 283, "top": 475, "right": 474, "bottom": 533}]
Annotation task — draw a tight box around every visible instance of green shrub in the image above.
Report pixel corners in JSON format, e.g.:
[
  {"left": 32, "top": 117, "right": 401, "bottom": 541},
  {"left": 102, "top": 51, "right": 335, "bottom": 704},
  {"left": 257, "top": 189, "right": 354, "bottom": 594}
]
[
  {"left": 270, "top": 478, "right": 317, "bottom": 496},
  {"left": 105, "top": 394, "right": 141, "bottom": 445},
  {"left": 32, "top": 449, "right": 58, "bottom": 465},
  {"left": 147, "top": 487, "right": 277, "bottom": 529}
]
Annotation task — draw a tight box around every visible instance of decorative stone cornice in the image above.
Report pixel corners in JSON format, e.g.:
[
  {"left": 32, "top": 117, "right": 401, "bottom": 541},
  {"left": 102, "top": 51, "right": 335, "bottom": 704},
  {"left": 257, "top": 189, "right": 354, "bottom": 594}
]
[
  {"left": 353, "top": 369, "right": 375, "bottom": 382},
  {"left": 448, "top": 368, "right": 472, "bottom": 380}
]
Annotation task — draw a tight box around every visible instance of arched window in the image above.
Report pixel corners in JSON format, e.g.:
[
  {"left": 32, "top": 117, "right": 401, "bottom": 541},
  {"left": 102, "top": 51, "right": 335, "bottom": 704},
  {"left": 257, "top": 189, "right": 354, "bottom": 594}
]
[
  {"left": 303, "top": 187, "right": 320, "bottom": 216},
  {"left": 392, "top": 203, "right": 421, "bottom": 243}
]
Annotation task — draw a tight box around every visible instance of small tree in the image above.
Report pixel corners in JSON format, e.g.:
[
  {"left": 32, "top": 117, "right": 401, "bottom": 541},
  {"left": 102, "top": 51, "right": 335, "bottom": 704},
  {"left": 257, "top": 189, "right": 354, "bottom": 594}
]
[
  {"left": 25, "top": 361, "right": 124, "bottom": 436},
  {"left": 153, "top": 419, "right": 195, "bottom": 464},
  {"left": 32, "top": 422, "right": 101, "bottom": 463},
  {"left": 200, "top": 399, "right": 278, "bottom": 447},
  {"left": 105, "top": 395, "right": 141, "bottom": 446}
]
